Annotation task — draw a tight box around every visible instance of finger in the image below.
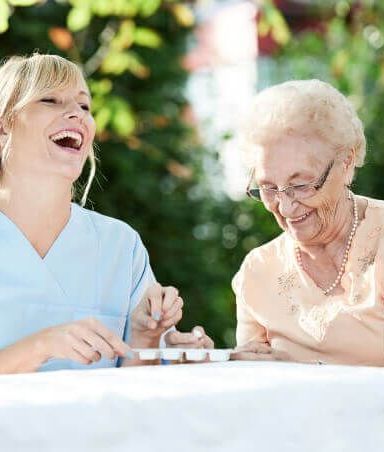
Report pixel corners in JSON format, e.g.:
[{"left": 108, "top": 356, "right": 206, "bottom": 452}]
[
  {"left": 160, "top": 308, "right": 183, "bottom": 329},
  {"left": 192, "top": 326, "right": 205, "bottom": 339},
  {"left": 71, "top": 337, "right": 101, "bottom": 363},
  {"left": 146, "top": 283, "right": 163, "bottom": 321},
  {"left": 202, "top": 335, "right": 214, "bottom": 349},
  {"left": 161, "top": 296, "right": 183, "bottom": 321},
  {"left": 231, "top": 351, "right": 276, "bottom": 361},
  {"left": 85, "top": 318, "right": 130, "bottom": 357},
  {"left": 161, "top": 286, "right": 179, "bottom": 313},
  {"left": 164, "top": 331, "right": 200, "bottom": 347},
  {"left": 67, "top": 347, "right": 92, "bottom": 365},
  {"left": 235, "top": 342, "right": 272, "bottom": 354},
  {"left": 81, "top": 330, "right": 115, "bottom": 360},
  {"left": 134, "top": 310, "right": 158, "bottom": 331}
]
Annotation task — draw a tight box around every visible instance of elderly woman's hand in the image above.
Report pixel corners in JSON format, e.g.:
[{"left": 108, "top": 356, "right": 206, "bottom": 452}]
[
  {"left": 231, "top": 340, "right": 289, "bottom": 361},
  {"left": 130, "top": 283, "right": 183, "bottom": 348},
  {"left": 164, "top": 326, "right": 214, "bottom": 350}
]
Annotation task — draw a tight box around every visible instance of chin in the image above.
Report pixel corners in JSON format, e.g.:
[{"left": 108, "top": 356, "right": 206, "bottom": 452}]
[{"left": 55, "top": 163, "right": 85, "bottom": 182}]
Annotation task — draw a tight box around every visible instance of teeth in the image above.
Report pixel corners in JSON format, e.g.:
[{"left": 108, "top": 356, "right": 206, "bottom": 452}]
[
  {"left": 50, "top": 130, "right": 83, "bottom": 148},
  {"left": 290, "top": 212, "right": 310, "bottom": 223}
]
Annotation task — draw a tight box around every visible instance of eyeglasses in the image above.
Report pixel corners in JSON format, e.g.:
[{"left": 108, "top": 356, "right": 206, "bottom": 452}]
[{"left": 246, "top": 160, "right": 334, "bottom": 202}]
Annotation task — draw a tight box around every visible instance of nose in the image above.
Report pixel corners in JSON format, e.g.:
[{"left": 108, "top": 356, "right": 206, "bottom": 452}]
[
  {"left": 64, "top": 100, "right": 85, "bottom": 121},
  {"left": 277, "top": 192, "right": 299, "bottom": 218}
]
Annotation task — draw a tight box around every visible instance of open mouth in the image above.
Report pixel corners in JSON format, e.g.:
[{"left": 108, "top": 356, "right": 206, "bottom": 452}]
[
  {"left": 287, "top": 211, "right": 313, "bottom": 225},
  {"left": 49, "top": 130, "right": 83, "bottom": 152}
]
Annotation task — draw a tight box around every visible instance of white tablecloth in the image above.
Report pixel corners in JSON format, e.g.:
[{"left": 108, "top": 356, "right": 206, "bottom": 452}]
[{"left": 0, "top": 361, "right": 383, "bottom": 452}]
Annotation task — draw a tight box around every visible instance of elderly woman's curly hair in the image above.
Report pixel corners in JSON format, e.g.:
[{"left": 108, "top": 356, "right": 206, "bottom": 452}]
[{"left": 240, "top": 79, "right": 366, "bottom": 170}]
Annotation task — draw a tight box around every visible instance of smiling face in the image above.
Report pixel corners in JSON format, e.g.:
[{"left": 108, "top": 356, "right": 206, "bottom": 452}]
[
  {"left": 253, "top": 134, "right": 353, "bottom": 246},
  {"left": 5, "top": 79, "right": 96, "bottom": 183}
]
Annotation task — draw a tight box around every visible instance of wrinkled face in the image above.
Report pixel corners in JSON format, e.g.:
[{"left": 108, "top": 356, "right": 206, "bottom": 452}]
[
  {"left": 252, "top": 134, "right": 352, "bottom": 245},
  {"left": 4, "top": 79, "right": 96, "bottom": 183}
]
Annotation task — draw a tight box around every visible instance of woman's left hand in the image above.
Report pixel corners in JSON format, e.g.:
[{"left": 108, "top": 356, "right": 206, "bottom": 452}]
[{"left": 130, "top": 283, "right": 183, "bottom": 348}]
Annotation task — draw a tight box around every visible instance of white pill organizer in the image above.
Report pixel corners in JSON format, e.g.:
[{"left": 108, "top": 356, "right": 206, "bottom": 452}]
[{"left": 130, "top": 348, "right": 233, "bottom": 362}]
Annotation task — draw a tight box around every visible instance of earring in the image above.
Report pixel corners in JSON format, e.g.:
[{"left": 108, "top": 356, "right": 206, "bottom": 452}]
[{"left": 346, "top": 185, "right": 352, "bottom": 200}]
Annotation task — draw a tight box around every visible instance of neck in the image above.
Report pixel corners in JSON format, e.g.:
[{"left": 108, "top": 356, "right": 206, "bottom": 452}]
[
  {"left": 0, "top": 171, "right": 72, "bottom": 246},
  {"left": 297, "top": 197, "right": 356, "bottom": 264}
]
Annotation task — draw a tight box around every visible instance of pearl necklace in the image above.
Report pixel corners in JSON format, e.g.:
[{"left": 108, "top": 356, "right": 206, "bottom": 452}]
[{"left": 295, "top": 195, "right": 359, "bottom": 296}]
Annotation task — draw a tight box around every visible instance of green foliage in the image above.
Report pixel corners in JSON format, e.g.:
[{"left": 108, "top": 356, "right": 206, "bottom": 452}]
[
  {"left": 67, "top": 5, "right": 91, "bottom": 31},
  {"left": 261, "top": 1, "right": 291, "bottom": 45},
  {"left": 0, "top": 0, "right": 10, "bottom": 33},
  {"left": 0, "top": 0, "right": 42, "bottom": 32}
]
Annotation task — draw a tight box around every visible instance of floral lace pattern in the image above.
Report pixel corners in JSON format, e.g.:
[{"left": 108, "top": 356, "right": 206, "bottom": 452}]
[
  {"left": 278, "top": 271, "right": 301, "bottom": 315},
  {"left": 277, "top": 268, "right": 348, "bottom": 341},
  {"left": 297, "top": 302, "right": 345, "bottom": 342}
]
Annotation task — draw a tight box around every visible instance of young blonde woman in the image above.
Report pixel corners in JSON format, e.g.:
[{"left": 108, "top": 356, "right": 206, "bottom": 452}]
[{"left": 0, "top": 54, "right": 212, "bottom": 374}]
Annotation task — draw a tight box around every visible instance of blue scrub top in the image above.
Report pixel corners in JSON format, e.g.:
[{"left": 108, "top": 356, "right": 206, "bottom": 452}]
[{"left": 0, "top": 203, "right": 155, "bottom": 371}]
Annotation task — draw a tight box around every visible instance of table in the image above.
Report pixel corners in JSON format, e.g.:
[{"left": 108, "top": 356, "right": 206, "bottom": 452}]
[{"left": 0, "top": 361, "right": 383, "bottom": 452}]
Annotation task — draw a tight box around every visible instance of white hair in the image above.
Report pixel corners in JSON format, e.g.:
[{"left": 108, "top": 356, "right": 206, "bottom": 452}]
[{"left": 240, "top": 79, "right": 366, "bottom": 169}]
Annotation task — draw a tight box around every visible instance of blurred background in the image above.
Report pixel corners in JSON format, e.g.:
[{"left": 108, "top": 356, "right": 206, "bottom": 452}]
[{"left": 1, "top": 0, "right": 384, "bottom": 347}]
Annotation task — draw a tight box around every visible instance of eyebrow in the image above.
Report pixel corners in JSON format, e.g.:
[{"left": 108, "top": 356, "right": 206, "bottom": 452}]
[
  {"left": 78, "top": 90, "right": 91, "bottom": 98},
  {"left": 257, "top": 171, "right": 313, "bottom": 186}
]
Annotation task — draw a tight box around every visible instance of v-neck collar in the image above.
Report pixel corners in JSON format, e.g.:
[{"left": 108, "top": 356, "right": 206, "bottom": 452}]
[{"left": 0, "top": 203, "right": 76, "bottom": 262}]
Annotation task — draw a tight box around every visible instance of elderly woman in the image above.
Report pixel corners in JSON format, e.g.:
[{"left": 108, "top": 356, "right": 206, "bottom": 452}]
[
  {"left": 0, "top": 53, "right": 212, "bottom": 374},
  {"left": 233, "top": 79, "right": 384, "bottom": 366}
]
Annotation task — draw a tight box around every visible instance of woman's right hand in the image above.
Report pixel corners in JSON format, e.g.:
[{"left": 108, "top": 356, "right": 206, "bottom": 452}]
[{"left": 36, "top": 317, "right": 130, "bottom": 365}]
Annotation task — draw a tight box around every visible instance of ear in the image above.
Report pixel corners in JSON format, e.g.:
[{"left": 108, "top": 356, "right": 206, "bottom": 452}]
[
  {"left": 343, "top": 148, "right": 356, "bottom": 186},
  {"left": 0, "top": 118, "right": 9, "bottom": 137}
]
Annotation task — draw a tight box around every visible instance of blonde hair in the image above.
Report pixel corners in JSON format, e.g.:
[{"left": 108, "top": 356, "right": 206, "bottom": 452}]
[
  {"left": 0, "top": 53, "right": 96, "bottom": 206},
  {"left": 241, "top": 79, "right": 366, "bottom": 169}
]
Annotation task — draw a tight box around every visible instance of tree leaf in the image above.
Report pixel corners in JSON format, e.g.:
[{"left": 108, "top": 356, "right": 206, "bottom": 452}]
[
  {"left": 89, "top": 78, "right": 113, "bottom": 96},
  {"left": 134, "top": 27, "right": 162, "bottom": 48},
  {"left": 264, "top": 3, "right": 291, "bottom": 46},
  {"left": 171, "top": 4, "right": 194, "bottom": 27},
  {"left": 67, "top": 6, "right": 91, "bottom": 32},
  {"left": 111, "top": 20, "right": 135, "bottom": 50},
  {"left": 8, "top": 0, "right": 41, "bottom": 6},
  {"left": 101, "top": 50, "right": 150, "bottom": 77},
  {"left": 94, "top": 106, "right": 112, "bottom": 133},
  {"left": 110, "top": 98, "right": 135, "bottom": 137},
  {"left": 140, "top": 0, "right": 161, "bottom": 18},
  {"left": 0, "top": 0, "right": 10, "bottom": 33}
]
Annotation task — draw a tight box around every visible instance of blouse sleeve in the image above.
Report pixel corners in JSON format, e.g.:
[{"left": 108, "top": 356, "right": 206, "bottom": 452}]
[
  {"left": 232, "top": 257, "right": 269, "bottom": 347},
  {"left": 374, "top": 234, "right": 384, "bottom": 303},
  {"left": 123, "top": 232, "right": 156, "bottom": 342}
]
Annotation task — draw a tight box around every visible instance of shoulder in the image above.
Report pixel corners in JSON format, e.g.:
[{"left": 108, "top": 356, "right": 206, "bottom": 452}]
[
  {"left": 232, "top": 233, "right": 287, "bottom": 290},
  {"left": 241, "top": 233, "right": 287, "bottom": 270},
  {"left": 362, "top": 195, "right": 384, "bottom": 216},
  {"left": 359, "top": 195, "right": 384, "bottom": 236},
  {"left": 72, "top": 203, "right": 140, "bottom": 246}
]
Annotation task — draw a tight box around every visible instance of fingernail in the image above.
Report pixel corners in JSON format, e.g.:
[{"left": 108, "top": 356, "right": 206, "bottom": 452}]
[
  {"left": 125, "top": 351, "right": 135, "bottom": 360},
  {"left": 152, "top": 312, "right": 161, "bottom": 321},
  {"left": 193, "top": 329, "right": 203, "bottom": 339}
]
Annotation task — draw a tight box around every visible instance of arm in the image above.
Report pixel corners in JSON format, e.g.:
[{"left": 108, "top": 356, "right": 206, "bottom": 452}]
[
  {"left": 231, "top": 261, "right": 273, "bottom": 360},
  {"left": 0, "top": 318, "right": 130, "bottom": 375},
  {"left": 0, "top": 333, "right": 46, "bottom": 374}
]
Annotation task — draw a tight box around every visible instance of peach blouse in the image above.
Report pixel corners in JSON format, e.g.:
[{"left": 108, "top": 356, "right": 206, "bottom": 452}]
[{"left": 233, "top": 196, "right": 384, "bottom": 366}]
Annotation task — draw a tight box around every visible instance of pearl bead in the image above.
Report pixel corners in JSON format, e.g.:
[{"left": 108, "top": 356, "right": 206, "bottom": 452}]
[{"left": 295, "top": 194, "right": 358, "bottom": 295}]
